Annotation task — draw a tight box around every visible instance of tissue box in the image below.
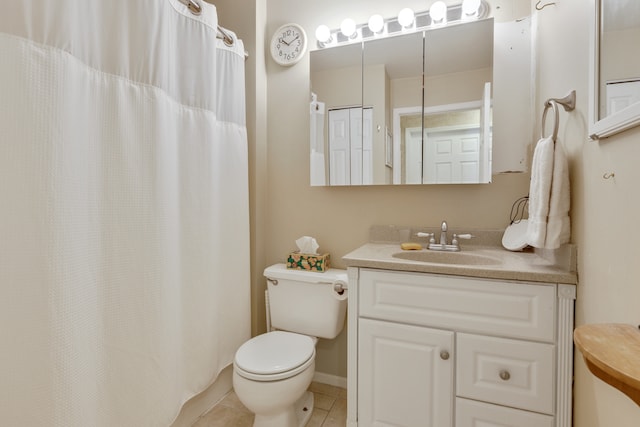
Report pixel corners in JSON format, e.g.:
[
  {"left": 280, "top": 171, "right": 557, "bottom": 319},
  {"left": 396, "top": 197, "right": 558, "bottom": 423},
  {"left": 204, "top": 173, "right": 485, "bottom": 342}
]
[{"left": 286, "top": 252, "right": 330, "bottom": 272}]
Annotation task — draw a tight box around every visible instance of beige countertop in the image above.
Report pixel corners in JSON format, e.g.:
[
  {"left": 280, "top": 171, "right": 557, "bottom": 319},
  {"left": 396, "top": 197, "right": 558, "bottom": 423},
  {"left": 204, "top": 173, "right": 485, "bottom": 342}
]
[{"left": 343, "top": 242, "right": 578, "bottom": 285}]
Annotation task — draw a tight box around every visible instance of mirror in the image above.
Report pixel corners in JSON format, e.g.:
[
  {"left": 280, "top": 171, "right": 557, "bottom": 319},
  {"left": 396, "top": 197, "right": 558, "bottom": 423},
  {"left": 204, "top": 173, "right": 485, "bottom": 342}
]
[
  {"left": 363, "top": 32, "right": 424, "bottom": 185},
  {"left": 589, "top": 0, "right": 640, "bottom": 139},
  {"left": 311, "top": 19, "right": 494, "bottom": 186},
  {"left": 310, "top": 43, "right": 362, "bottom": 186},
  {"left": 421, "top": 19, "right": 493, "bottom": 184}
]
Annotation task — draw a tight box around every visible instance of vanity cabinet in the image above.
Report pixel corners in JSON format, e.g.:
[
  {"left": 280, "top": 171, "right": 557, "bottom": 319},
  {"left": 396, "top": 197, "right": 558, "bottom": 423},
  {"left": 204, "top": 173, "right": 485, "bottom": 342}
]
[{"left": 347, "top": 268, "right": 576, "bottom": 427}]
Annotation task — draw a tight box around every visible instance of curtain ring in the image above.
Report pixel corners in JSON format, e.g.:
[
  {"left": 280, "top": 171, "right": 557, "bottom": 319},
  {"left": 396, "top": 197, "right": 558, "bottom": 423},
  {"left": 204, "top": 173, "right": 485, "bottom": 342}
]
[{"left": 178, "top": 0, "right": 202, "bottom": 16}]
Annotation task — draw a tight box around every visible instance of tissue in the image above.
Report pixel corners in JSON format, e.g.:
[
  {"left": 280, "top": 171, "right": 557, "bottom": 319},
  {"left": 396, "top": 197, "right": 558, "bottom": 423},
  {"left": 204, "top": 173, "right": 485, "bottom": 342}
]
[{"left": 296, "top": 236, "right": 319, "bottom": 255}]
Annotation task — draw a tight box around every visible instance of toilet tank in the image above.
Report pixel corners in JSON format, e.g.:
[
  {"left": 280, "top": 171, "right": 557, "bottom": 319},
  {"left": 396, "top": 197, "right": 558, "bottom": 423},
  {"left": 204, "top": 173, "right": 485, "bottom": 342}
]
[{"left": 264, "top": 264, "right": 348, "bottom": 340}]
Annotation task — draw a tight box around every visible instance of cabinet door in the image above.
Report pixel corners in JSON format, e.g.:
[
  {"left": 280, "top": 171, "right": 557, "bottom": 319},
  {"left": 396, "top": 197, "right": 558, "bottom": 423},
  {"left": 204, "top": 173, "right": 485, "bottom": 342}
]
[{"left": 358, "top": 318, "right": 454, "bottom": 427}]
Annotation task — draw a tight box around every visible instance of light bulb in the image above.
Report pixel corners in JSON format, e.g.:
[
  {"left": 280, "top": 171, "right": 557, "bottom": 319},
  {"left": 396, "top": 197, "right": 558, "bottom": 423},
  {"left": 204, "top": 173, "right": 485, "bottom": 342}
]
[
  {"left": 429, "top": 1, "right": 447, "bottom": 23},
  {"left": 462, "top": 0, "right": 481, "bottom": 16},
  {"left": 315, "top": 25, "right": 332, "bottom": 43},
  {"left": 397, "top": 8, "right": 415, "bottom": 28},
  {"left": 368, "top": 14, "right": 385, "bottom": 34},
  {"left": 340, "top": 18, "right": 357, "bottom": 38}
]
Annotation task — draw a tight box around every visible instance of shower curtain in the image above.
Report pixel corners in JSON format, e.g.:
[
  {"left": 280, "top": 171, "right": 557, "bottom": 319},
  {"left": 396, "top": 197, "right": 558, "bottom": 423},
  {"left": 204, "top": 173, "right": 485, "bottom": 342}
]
[{"left": 0, "top": 1, "right": 250, "bottom": 426}]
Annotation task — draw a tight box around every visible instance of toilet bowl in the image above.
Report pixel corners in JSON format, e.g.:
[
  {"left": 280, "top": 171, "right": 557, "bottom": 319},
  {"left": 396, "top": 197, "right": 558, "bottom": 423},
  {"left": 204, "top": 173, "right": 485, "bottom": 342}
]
[
  {"left": 232, "top": 264, "right": 348, "bottom": 427},
  {"left": 233, "top": 331, "right": 316, "bottom": 427}
]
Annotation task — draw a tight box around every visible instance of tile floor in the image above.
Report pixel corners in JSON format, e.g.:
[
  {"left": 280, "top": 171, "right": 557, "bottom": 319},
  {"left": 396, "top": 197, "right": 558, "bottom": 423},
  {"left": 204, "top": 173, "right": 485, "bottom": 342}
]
[{"left": 192, "top": 382, "right": 347, "bottom": 427}]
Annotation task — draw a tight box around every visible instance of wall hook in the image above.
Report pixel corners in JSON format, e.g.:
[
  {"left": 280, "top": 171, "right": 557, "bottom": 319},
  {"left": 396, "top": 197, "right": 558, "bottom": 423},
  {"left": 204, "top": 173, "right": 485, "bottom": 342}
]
[
  {"left": 603, "top": 172, "right": 615, "bottom": 180},
  {"left": 536, "top": 1, "right": 556, "bottom": 11}
]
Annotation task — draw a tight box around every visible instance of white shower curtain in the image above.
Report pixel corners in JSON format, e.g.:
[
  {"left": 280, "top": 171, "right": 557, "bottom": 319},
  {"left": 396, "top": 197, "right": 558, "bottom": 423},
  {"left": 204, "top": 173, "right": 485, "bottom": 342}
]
[{"left": 0, "top": 1, "right": 250, "bottom": 426}]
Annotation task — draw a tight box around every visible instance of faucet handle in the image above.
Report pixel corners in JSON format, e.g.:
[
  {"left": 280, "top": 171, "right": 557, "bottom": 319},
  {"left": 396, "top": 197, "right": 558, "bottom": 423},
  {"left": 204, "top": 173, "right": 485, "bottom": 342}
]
[
  {"left": 441, "top": 221, "right": 448, "bottom": 231},
  {"left": 454, "top": 234, "right": 474, "bottom": 240},
  {"left": 416, "top": 232, "right": 436, "bottom": 243},
  {"left": 451, "top": 233, "right": 474, "bottom": 249}
]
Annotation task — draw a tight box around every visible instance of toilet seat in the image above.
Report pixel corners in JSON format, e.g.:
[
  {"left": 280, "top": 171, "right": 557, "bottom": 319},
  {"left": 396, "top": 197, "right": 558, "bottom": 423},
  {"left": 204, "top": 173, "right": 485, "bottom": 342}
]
[{"left": 234, "top": 331, "right": 315, "bottom": 381}]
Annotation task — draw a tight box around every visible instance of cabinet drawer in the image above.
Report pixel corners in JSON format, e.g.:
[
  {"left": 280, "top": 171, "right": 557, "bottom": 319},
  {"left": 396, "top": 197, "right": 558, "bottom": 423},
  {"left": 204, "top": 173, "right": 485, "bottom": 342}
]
[
  {"left": 456, "top": 398, "right": 554, "bottom": 427},
  {"left": 359, "top": 269, "right": 556, "bottom": 341},
  {"left": 456, "top": 333, "right": 555, "bottom": 414}
]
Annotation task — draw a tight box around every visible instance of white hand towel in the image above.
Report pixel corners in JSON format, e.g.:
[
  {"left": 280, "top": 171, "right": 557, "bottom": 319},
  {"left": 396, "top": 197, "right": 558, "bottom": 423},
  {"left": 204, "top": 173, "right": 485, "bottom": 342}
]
[
  {"left": 527, "top": 136, "right": 571, "bottom": 249},
  {"left": 545, "top": 142, "right": 571, "bottom": 249},
  {"left": 527, "top": 136, "right": 555, "bottom": 248}
]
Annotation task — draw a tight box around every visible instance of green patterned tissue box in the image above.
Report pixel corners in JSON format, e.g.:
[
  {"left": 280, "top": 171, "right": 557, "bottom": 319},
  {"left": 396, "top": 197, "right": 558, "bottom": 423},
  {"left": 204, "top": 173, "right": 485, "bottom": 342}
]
[{"left": 286, "top": 252, "right": 330, "bottom": 272}]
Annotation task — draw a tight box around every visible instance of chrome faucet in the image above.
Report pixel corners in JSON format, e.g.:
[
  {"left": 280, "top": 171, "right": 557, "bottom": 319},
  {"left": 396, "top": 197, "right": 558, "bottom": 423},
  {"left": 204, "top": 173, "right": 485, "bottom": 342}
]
[
  {"left": 416, "top": 221, "right": 474, "bottom": 252},
  {"left": 439, "top": 221, "right": 448, "bottom": 246}
]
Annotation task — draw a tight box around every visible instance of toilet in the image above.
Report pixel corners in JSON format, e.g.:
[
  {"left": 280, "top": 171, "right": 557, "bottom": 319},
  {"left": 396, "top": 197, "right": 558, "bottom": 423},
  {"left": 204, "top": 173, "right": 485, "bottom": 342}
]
[{"left": 233, "top": 263, "right": 348, "bottom": 427}]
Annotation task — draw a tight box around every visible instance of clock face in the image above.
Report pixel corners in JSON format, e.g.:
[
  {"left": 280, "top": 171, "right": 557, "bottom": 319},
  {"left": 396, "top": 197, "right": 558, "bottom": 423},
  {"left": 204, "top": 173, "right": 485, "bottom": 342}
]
[{"left": 271, "top": 24, "right": 307, "bottom": 66}]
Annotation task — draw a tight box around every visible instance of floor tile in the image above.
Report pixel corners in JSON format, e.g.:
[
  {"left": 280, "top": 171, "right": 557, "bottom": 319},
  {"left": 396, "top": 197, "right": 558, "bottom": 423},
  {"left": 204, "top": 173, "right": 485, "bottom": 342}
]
[
  {"left": 307, "top": 408, "right": 329, "bottom": 427},
  {"left": 313, "top": 392, "right": 337, "bottom": 411},
  {"left": 217, "top": 391, "right": 252, "bottom": 414},
  {"left": 308, "top": 382, "right": 345, "bottom": 398},
  {"left": 321, "top": 398, "right": 348, "bottom": 427},
  {"left": 192, "top": 404, "right": 254, "bottom": 427},
  {"left": 193, "top": 383, "right": 347, "bottom": 427}
]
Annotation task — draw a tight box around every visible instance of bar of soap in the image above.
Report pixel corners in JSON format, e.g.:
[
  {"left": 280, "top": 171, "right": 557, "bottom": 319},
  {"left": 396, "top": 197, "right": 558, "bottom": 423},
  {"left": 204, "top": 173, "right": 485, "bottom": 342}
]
[{"left": 400, "top": 242, "right": 422, "bottom": 250}]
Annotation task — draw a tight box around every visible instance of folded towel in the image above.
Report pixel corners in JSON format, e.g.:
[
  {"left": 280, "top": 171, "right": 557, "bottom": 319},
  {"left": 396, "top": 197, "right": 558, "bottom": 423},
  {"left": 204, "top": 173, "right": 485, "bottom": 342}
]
[
  {"left": 527, "top": 136, "right": 570, "bottom": 249},
  {"left": 545, "top": 142, "right": 571, "bottom": 248},
  {"left": 527, "top": 136, "right": 554, "bottom": 248}
]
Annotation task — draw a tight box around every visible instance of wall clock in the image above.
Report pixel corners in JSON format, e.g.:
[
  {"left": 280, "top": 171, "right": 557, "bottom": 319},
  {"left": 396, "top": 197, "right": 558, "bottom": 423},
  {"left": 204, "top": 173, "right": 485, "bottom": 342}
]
[{"left": 270, "top": 23, "right": 307, "bottom": 66}]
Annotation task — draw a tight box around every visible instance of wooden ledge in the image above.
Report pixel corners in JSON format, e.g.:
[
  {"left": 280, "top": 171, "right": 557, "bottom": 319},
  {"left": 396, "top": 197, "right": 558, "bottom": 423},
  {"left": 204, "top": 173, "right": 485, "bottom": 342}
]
[{"left": 574, "top": 323, "right": 640, "bottom": 406}]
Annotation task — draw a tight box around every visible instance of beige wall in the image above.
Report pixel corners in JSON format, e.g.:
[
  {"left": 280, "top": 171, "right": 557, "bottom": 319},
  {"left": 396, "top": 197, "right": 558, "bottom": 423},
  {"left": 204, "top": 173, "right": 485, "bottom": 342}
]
[
  {"left": 211, "top": 0, "right": 269, "bottom": 336},
  {"left": 535, "top": 1, "right": 640, "bottom": 425},
  {"left": 221, "top": 0, "right": 640, "bottom": 424}
]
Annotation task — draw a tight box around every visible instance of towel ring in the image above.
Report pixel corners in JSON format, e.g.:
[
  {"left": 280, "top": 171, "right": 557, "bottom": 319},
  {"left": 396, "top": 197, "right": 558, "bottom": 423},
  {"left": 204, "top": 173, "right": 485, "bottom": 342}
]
[
  {"left": 541, "top": 90, "right": 576, "bottom": 140},
  {"left": 542, "top": 101, "right": 560, "bottom": 140}
]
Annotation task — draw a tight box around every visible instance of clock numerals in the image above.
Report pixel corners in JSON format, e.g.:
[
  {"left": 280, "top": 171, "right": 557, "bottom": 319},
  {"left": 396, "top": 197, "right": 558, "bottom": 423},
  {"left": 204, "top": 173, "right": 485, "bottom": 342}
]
[{"left": 271, "top": 24, "right": 307, "bottom": 66}]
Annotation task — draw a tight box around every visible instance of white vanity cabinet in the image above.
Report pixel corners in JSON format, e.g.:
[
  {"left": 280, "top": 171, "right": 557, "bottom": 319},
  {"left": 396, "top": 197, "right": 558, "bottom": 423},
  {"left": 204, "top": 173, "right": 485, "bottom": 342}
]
[{"left": 346, "top": 268, "right": 576, "bottom": 427}]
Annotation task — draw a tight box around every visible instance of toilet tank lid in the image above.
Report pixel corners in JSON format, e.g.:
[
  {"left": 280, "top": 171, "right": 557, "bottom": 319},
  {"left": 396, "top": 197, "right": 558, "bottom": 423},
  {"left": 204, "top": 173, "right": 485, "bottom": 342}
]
[{"left": 264, "top": 263, "right": 347, "bottom": 283}]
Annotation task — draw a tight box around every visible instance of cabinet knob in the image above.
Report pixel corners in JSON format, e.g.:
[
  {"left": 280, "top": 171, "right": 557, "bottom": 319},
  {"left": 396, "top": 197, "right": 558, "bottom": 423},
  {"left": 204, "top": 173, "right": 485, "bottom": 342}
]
[
  {"left": 499, "top": 370, "right": 511, "bottom": 381},
  {"left": 440, "top": 350, "right": 450, "bottom": 360}
]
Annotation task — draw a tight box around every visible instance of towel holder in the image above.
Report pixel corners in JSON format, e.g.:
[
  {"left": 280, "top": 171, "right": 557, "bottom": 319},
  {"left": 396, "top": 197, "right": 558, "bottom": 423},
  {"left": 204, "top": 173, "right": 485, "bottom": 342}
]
[{"left": 542, "top": 90, "right": 576, "bottom": 141}]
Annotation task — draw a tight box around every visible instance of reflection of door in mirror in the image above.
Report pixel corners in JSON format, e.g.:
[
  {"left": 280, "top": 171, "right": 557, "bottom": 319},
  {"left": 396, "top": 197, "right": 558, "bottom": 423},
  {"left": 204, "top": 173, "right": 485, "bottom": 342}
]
[
  {"left": 420, "top": 82, "right": 491, "bottom": 184},
  {"left": 363, "top": 32, "right": 424, "bottom": 186},
  {"left": 598, "top": 0, "right": 640, "bottom": 120},
  {"left": 328, "top": 107, "right": 373, "bottom": 185},
  {"left": 310, "top": 43, "right": 362, "bottom": 187},
  {"left": 423, "top": 19, "right": 493, "bottom": 184}
]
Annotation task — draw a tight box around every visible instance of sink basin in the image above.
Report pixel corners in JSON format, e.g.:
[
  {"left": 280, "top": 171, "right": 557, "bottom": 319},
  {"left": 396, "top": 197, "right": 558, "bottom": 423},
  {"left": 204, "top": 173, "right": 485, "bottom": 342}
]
[{"left": 392, "top": 250, "right": 502, "bottom": 266}]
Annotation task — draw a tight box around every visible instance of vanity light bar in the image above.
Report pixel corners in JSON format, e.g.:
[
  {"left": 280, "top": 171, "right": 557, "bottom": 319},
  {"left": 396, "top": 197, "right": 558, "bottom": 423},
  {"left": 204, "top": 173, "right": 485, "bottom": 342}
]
[{"left": 315, "top": 0, "right": 489, "bottom": 48}]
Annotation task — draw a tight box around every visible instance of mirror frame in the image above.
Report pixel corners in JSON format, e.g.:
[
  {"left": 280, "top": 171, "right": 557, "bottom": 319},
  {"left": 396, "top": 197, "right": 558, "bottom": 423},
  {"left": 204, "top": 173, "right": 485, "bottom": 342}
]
[{"left": 589, "top": 0, "right": 640, "bottom": 140}]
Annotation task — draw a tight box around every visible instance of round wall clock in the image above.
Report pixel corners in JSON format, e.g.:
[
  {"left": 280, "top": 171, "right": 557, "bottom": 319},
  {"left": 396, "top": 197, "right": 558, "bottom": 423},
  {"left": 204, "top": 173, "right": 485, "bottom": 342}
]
[{"left": 270, "top": 23, "right": 308, "bottom": 66}]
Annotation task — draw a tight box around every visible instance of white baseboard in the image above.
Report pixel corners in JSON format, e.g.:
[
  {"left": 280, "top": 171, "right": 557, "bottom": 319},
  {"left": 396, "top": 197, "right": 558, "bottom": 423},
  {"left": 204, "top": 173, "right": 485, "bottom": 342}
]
[{"left": 312, "top": 371, "right": 347, "bottom": 389}]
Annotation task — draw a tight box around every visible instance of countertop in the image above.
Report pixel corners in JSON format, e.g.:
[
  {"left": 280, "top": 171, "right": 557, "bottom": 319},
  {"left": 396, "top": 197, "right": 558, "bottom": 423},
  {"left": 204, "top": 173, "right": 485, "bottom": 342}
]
[{"left": 343, "top": 242, "right": 578, "bottom": 284}]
